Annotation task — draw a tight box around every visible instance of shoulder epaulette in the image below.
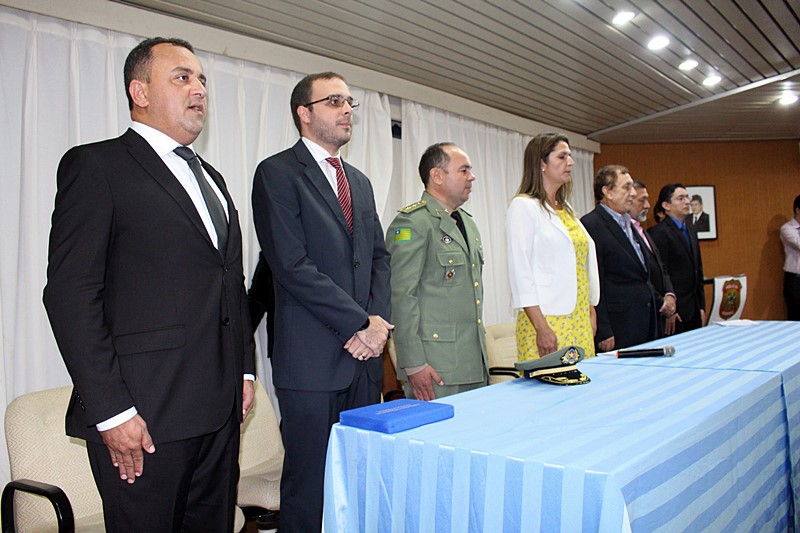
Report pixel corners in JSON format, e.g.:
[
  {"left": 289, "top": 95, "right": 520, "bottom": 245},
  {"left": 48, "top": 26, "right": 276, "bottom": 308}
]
[{"left": 399, "top": 199, "right": 427, "bottom": 214}]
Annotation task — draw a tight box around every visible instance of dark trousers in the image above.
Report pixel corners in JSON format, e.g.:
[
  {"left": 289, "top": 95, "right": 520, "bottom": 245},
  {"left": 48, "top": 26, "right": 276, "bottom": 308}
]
[
  {"left": 87, "top": 407, "right": 239, "bottom": 533},
  {"left": 785, "top": 272, "right": 800, "bottom": 321},
  {"left": 276, "top": 363, "right": 381, "bottom": 533}
]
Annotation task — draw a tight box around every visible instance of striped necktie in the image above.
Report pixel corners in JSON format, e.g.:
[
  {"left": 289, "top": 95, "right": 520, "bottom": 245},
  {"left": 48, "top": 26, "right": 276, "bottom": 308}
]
[{"left": 325, "top": 157, "right": 353, "bottom": 233}]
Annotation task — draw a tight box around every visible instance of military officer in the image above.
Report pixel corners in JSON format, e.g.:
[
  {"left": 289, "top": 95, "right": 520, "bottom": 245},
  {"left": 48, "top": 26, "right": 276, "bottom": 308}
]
[{"left": 386, "top": 143, "right": 488, "bottom": 401}]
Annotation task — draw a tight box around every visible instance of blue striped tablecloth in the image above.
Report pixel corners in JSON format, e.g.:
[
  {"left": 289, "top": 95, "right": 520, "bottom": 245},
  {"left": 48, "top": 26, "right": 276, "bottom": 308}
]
[
  {"left": 586, "top": 320, "right": 800, "bottom": 530},
  {"left": 323, "top": 363, "right": 791, "bottom": 532}
]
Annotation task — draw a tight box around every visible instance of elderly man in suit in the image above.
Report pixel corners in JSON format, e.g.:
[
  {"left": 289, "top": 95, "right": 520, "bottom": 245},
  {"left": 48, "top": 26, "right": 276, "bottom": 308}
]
[
  {"left": 386, "top": 143, "right": 488, "bottom": 401},
  {"left": 251, "top": 72, "right": 392, "bottom": 532},
  {"left": 649, "top": 183, "right": 706, "bottom": 333},
  {"left": 43, "top": 37, "right": 254, "bottom": 531},
  {"left": 581, "top": 165, "right": 658, "bottom": 352},
  {"left": 629, "top": 180, "right": 678, "bottom": 336}
]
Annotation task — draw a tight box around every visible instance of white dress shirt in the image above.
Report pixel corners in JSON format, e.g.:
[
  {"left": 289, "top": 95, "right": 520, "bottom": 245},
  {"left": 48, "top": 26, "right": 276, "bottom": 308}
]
[
  {"left": 302, "top": 137, "right": 341, "bottom": 195},
  {"left": 781, "top": 217, "right": 800, "bottom": 275}
]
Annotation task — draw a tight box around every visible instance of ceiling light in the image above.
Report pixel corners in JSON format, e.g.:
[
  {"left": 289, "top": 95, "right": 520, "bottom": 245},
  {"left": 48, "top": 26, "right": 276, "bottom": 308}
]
[
  {"left": 679, "top": 59, "right": 698, "bottom": 71},
  {"left": 612, "top": 11, "right": 635, "bottom": 25},
  {"left": 647, "top": 36, "right": 670, "bottom": 50},
  {"left": 702, "top": 74, "right": 721, "bottom": 86},
  {"left": 779, "top": 91, "right": 798, "bottom": 105}
]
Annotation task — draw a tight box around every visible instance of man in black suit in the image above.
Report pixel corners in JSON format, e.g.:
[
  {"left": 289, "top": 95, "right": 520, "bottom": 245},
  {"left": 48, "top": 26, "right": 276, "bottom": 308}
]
[
  {"left": 649, "top": 184, "right": 706, "bottom": 333},
  {"left": 43, "top": 38, "right": 254, "bottom": 530},
  {"left": 689, "top": 194, "right": 711, "bottom": 232},
  {"left": 629, "top": 181, "right": 678, "bottom": 336},
  {"left": 252, "top": 72, "right": 392, "bottom": 532},
  {"left": 581, "top": 166, "right": 658, "bottom": 352}
]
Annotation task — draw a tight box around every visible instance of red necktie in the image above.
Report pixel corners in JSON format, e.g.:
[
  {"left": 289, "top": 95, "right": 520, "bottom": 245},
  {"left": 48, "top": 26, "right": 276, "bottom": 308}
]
[{"left": 326, "top": 157, "right": 353, "bottom": 233}]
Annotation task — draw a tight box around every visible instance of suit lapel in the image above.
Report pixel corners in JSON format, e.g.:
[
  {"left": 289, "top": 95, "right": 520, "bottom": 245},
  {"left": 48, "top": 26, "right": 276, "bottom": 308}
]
[
  {"left": 121, "top": 130, "right": 217, "bottom": 252},
  {"left": 293, "top": 141, "right": 351, "bottom": 236},
  {"left": 596, "top": 206, "right": 644, "bottom": 269},
  {"left": 666, "top": 218, "right": 694, "bottom": 262},
  {"left": 423, "top": 194, "right": 469, "bottom": 254}
]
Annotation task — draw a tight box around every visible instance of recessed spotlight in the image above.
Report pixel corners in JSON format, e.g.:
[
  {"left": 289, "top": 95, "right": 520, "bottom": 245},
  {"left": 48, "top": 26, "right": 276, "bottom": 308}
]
[
  {"left": 702, "top": 74, "right": 721, "bottom": 86},
  {"left": 679, "top": 59, "right": 698, "bottom": 71},
  {"left": 612, "top": 11, "right": 635, "bottom": 25},
  {"left": 779, "top": 91, "right": 798, "bottom": 105},
  {"left": 647, "top": 36, "right": 670, "bottom": 50}
]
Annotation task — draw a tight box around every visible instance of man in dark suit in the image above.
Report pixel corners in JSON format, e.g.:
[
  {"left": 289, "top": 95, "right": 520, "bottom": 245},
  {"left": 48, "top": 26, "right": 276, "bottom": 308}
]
[
  {"left": 649, "top": 183, "right": 706, "bottom": 333},
  {"left": 43, "top": 38, "right": 254, "bottom": 531},
  {"left": 689, "top": 194, "right": 711, "bottom": 232},
  {"left": 581, "top": 166, "right": 658, "bottom": 352},
  {"left": 251, "top": 72, "right": 392, "bottom": 532},
  {"left": 629, "top": 181, "right": 678, "bottom": 336}
]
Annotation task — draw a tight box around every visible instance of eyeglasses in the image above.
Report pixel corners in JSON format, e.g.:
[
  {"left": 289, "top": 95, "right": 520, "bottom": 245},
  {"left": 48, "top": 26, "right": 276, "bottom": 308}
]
[{"left": 302, "top": 94, "right": 359, "bottom": 109}]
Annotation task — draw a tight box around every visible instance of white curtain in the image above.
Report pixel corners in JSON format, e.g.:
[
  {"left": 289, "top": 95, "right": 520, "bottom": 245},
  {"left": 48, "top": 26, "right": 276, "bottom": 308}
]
[
  {"left": 0, "top": 4, "right": 391, "bottom": 486},
  {"left": 395, "top": 101, "right": 595, "bottom": 328}
]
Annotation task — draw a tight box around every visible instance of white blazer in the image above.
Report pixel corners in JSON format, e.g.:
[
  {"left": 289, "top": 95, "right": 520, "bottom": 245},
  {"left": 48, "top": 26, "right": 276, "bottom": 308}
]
[{"left": 507, "top": 195, "right": 600, "bottom": 315}]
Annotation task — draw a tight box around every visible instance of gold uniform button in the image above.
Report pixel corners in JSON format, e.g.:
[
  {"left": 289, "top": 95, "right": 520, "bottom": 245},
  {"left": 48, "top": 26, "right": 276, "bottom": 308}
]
[
  {"left": 474, "top": 282, "right": 479, "bottom": 288},
  {"left": 472, "top": 263, "right": 476, "bottom": 268},
  {"left": 477, "top": 319, "right": 482, "bottom": 324},
  {"left": 432, "top": 333, "right": 439, "bottom": 339},
  {"left": 476, "top": 299, "right": 481, "bottom": 305},
  {"left": 448, "top": 259, "right": 454, "bottom": 264}
]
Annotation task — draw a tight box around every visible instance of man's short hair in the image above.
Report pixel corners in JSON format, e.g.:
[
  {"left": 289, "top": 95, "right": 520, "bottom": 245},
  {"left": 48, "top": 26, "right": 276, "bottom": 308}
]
[
  {"left": 656, "top": 183, "right": 687, "bottom": 210},
  {"left": 418, "top": 143, "right": 455, "bottom": 187},
  {"left": 594, "top": 165, "right": 629, "bottom": 202},
  {"left": 124, "top": 37, "right": 194, "bottom": 111},
  {"left": 289, "top": 72, "right": 346, "bottom": 134},
  {"left": 794, "top": 194, "right": 800, "bottom": 212},
  {"left": 691, "top": 194, "right": 703, "bottom": 204},
  {"left": 632, "top": 180, "right": 647, "bottom": 190}
]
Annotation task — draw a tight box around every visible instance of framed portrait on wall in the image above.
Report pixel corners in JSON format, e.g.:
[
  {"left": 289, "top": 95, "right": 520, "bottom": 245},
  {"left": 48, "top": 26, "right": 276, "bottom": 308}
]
[{"left": 685, "top": 185, "right": 717, "bottom": 240}]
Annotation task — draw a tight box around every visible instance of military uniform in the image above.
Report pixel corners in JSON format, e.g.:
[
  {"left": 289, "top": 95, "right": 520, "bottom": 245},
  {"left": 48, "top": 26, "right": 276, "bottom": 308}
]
[{"left": 386, "top": 192, "right": 488, "bottom": 397}]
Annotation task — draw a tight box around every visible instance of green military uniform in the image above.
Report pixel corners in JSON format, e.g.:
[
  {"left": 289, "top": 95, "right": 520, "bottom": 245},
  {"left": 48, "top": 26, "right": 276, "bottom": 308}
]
[{"left": 386, "top": 192, "right": 488, "bottom": 397}]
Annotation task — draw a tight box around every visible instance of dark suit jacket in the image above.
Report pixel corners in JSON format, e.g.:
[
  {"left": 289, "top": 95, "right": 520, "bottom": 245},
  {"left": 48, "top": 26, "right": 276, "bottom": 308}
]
[
  {"left": 581, "top": 205, "right": 657, "bottom": 349},
  {"left": 251, "top": 140, "right": 391, "bottom": 391},
  {"left": 43, "top": 128, "right": 254, "bottom": 444},
  {"left": 638, "top": 227, "right": 674, "bottom": 336},
  {"left": 648, "top": 217, "right": 705, "bottom": 326},
  {"left": 248, "top": 253, "right": 275, "bottom": 357},
  {"left": 690, "top": 212, "right": 710, "bottom": 233}
]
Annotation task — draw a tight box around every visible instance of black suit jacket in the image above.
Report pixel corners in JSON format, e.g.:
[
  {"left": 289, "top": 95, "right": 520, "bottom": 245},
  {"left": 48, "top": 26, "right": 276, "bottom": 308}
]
[
  {"left": 252, "top": 140, "right": 391, "bottom": 391},
  {"left": 648, "top": 218, "right": 705, "bottom": 326},
  {"left": 689, "top": 212, "right": 710, "bottom": 233},
  {"left": 581, "top": 205, "right": 657, "bottom": 349},
  {"left": 44, "top": 128, "right": 254, "bottom": 444},
  {"left": 638, "top": 227, "right": 674, "bottom": 336}
]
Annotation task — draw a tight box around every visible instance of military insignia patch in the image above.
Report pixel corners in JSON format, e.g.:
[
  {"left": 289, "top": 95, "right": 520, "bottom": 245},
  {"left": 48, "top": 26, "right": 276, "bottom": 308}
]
[
  {"left": 394, "top": 228, "right": 412, "bottom": 242},
  {"left": 399, "top": 200, "right": 426, "bottom": 214}
]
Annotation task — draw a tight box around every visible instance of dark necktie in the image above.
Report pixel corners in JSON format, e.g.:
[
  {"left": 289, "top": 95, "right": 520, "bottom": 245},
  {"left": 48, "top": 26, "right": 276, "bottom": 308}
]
[
  {"left": 450, "top": 210, "right": 469, "bottom": 249},
  {"left": 680, "top": 222, "right": 693, "bottom": 257},
  {"left": 173, "top": 146, "right": 228, "bottom": 256},
  {"left": 325, "top": 157, "right": 353, "bottom": 233}
]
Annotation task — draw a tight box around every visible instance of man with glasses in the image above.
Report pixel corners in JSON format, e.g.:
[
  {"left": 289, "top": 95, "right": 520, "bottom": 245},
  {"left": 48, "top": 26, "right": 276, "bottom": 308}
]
[
  {"left": 252, "top": 72, "right": 392, "bottom": 532},
  {"left": 649, "top": 183, "right": 706, "bottom": 333}
]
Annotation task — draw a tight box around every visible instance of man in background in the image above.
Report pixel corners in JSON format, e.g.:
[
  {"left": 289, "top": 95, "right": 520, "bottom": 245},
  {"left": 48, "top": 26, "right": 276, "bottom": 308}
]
[
  {"left": 386, "top": 143, "right": 488, "bottom": 401},
  {"left": 630, "top": 180, "right": 678, "bottom": 336},
  {"left": 780, "top": 194, "right": 800, "bottom": 320},
  {"left": 689, "top": 194, "right": 710, "bottom": 232},
  {"left": 43, "top": 37, "right": 254, "bottom": 530},
  {"left": 252, "top": 72, "right": 392, "bottom": 532},
  {"left": 649, "top": 183, "right": 706, "bottom": 333},
  {"left": 582, "top": 166, "right": 658, "bottom": 351}
]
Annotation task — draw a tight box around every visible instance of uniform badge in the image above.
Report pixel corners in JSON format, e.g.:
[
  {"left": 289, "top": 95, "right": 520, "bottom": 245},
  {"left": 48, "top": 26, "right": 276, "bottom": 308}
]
[
  {"left": 445, "top": 269, "right": 455, "bottom": 279},
  {"left": 394, "top": 228, "right": 412, "bottom": 242},
  {"left": 719, "top": 278, "right": 743, "bottom": 319},
  {"left": 442, "top": 235, "right": 453, "bottom": 244}
]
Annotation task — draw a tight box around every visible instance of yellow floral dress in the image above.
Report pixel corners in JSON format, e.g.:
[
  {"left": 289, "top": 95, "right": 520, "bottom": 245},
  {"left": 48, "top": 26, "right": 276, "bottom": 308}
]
[{"left": 516, "top": 209, "right": 596, "bottom": 360}]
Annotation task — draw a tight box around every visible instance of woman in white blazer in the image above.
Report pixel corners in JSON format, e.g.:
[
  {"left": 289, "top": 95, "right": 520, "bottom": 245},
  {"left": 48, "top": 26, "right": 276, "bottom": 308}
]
[{"left": 507, "top": 133, "right": 600, "bottom": 360}]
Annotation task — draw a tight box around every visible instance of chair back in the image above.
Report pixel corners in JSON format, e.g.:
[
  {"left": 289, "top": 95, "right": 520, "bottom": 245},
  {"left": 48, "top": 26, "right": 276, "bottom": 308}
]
[
  {"left": 485, "top": 323, "right": 519, "bottom": 384},
  {"left": 5, "top": 386, "right": 102, "bottom": 531}
]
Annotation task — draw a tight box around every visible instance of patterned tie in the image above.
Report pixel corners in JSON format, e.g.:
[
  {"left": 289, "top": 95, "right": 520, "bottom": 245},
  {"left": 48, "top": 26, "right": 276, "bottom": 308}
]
[
  {"left": 173, "top": 146, "right": 228, "bottom": 256},
  {"left": 325, "top": 157, "right": 353, "bottom": 233}
]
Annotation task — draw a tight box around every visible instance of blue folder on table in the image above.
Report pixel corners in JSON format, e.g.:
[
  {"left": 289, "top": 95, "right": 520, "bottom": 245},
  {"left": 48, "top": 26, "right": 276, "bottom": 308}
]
[{"left": 339, "top": 399, "right": 454, "bottom": 433}]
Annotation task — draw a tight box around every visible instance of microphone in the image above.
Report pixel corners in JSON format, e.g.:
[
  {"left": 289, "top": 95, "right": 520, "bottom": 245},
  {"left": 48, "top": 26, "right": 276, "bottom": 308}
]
[{"left": 616, "top": 345, "right": 675, "bottom": 358}]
